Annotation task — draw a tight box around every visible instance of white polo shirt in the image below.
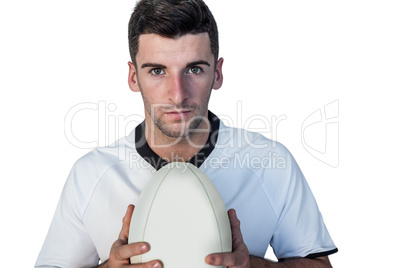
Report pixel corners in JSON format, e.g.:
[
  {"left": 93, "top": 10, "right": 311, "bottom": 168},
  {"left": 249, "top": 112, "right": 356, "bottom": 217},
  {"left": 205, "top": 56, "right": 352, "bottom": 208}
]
[{"left": 35, "top": 111, "right": 337, "bottom": 267}]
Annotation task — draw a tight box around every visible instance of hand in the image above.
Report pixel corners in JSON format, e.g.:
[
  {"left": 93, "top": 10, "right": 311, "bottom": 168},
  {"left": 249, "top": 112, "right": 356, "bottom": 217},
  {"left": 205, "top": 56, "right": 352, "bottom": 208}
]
[
  {"left": 205, "top": 209, "right": 250, "bottom": 268},
  {"left": 106, "top": 205, "right": 163, "bottom": 268}
]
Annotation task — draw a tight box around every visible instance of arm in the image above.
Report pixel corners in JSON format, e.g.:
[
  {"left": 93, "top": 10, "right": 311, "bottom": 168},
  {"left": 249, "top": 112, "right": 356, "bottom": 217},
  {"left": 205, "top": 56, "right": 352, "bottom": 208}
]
[
  {"left": 206, "top": 210, "right": 333, "bottom": 268},
  {"left": 250, "top": 255, "right": 332, "bottom": 268},
  {"left": 95, "top": 205, "right": 163, "bottom": 268}
]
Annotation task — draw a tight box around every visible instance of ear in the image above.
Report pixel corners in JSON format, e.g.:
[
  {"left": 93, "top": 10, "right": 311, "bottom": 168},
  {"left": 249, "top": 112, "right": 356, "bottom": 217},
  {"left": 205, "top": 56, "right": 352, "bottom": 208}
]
[
  {"left": 128, "top": 61, "right": 140, "bottom": 92},
  {"left": 212, "top": 57, "right": 224, "bottom": 90}
]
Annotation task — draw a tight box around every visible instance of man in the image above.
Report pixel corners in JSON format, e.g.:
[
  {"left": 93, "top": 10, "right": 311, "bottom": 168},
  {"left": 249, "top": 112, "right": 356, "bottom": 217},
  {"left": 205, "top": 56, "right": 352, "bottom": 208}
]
[{"left": 36, "top": 0, "right": 337, "bottom": 267}]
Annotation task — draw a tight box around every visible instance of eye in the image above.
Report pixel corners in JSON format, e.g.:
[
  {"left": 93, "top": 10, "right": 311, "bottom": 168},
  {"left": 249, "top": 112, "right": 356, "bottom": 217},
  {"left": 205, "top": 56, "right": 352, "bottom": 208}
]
[
  {"left": 187, "top": 67, "right": 202, "bottom": 74},
  {"left": 150, "top": 68, "right": 165, "bottom": 75}
]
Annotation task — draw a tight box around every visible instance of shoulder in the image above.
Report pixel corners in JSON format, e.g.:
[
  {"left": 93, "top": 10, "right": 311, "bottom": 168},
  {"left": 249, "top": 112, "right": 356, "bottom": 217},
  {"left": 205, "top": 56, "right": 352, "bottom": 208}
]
[
  {"left": 72, "top": 130, "right": 136, "bottom": 179},
  {"left": 213, "top": 121, "right": 302, "bottom": 187},
  {"left": 63, "top": 131, "right": 138, "bottom": 215},
  {"left": 215, "top": 122, "right": 294, "bottom": 164},
  {"left": 214, "top": 122, "right": 305, "bottom": 211}
]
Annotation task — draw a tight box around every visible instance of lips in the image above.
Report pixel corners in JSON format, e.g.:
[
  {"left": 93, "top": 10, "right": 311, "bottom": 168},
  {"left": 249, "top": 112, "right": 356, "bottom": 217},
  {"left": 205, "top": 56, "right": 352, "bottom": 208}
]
[
  {"left": 166, "top": 110, "right": 191, "bottom": 114},
  {"left": 165, "top": 110, "right": 192, "bottom": 120}
]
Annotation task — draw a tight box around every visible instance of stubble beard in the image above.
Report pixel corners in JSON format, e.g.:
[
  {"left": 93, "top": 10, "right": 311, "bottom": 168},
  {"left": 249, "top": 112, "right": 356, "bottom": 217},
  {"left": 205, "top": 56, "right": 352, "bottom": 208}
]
[
  {"left": 139, "top": 85, "right": 212, "bottom": 139},
  {"left": 151, "top": 103, "right": 207, "bottom": 139}
]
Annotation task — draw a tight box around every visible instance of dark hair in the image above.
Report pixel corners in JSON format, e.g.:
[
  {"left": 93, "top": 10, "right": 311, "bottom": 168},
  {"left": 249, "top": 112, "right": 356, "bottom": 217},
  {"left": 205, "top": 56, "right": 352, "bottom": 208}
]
[{"left": 128, "top": 0, "right": 219, "bottom": 65}]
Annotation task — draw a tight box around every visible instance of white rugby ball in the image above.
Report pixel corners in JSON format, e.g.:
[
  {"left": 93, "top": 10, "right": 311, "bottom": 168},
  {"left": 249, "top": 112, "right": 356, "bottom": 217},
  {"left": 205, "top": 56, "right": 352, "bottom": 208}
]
[{"left": 128, "top": 162, "right": 232, "bottom": 267}]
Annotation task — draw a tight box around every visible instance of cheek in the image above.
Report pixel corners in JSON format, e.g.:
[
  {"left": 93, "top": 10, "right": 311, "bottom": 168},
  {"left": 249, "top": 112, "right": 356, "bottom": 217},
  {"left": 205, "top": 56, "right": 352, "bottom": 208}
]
[
  {"left": 138, "top": 72, "right": 214, "bottom": 104},
  {"left": 186, "top": 77, "right": 214, "bottom": 99},
  {"left": 138, "top": 77, "right": 166, "bottom": 103}
]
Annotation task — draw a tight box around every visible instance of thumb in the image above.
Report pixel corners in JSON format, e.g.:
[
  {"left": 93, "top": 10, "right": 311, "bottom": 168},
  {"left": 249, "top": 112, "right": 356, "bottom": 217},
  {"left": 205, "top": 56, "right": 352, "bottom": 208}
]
[
  {"left": 118, "top": 204, "right": 135, "bottom": 242},
  {"left": 228, "top": 209, "right": 244, "bottom": 247}
]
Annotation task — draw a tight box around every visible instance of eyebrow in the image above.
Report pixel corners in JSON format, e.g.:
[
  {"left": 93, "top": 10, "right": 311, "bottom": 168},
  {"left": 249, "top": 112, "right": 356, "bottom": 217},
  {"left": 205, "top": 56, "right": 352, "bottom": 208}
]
[
  {"left": 141, "top": 60, "right": 211, "bottom": 69},
  {"left": 185, "top": 60, "right": 211, "bottom": 68},
  {"left": 141, "top": 63, "right": 166, "bottom": 69}
]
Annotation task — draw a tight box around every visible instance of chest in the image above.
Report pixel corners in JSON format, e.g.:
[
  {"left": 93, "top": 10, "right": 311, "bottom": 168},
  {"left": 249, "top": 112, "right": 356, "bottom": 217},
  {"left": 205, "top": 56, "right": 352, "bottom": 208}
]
[{"left": 83, "top": 165, "right": 277, "bottom": 260}]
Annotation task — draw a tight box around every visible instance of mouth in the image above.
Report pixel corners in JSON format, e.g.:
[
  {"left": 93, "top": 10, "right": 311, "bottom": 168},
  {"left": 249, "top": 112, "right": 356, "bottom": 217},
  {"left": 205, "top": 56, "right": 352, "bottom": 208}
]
[
  {"left": 166, "top": 110, "right": 192, "bottom": 114},
  {"left": 164, "top": 110, "right": 193, "bottom": 120}
]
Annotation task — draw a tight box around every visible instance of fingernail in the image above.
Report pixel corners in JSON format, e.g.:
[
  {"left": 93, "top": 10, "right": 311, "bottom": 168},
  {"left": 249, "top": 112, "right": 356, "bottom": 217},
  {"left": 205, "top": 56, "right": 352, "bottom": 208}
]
[
  {"left": 209, "top": 256, "right": 215, "bottom": 264},
  {"left": 152, "top": 262, "right": 161, "bottom": 268},
  {"left": 139, "top": 244, "right": 147, "bottom": 253}
]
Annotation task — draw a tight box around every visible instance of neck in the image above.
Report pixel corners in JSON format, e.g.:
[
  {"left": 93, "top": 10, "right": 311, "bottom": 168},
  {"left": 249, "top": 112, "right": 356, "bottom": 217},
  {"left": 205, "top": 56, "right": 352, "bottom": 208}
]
[{"left": 144, "top": 115, "right": 211, "bottom": 162}]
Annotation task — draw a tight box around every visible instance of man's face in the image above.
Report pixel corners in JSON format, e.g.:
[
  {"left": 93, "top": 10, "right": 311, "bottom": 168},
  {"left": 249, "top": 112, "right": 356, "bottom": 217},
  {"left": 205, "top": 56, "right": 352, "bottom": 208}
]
[{"left": 128, "top": 33, "right": 223, "bottom": 139}]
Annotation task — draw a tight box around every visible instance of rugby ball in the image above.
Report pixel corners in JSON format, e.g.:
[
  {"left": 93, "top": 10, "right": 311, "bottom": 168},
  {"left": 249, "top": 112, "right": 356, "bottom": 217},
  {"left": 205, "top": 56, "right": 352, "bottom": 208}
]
[{"left": 128, "top": 162, "right": 232, "bottom": 267}]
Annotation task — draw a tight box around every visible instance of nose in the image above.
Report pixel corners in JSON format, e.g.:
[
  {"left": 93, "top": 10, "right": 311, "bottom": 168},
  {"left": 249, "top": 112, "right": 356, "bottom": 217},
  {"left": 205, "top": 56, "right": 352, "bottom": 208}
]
[{"left": 167, "top": 73, "right": 188, "bottom": 105}]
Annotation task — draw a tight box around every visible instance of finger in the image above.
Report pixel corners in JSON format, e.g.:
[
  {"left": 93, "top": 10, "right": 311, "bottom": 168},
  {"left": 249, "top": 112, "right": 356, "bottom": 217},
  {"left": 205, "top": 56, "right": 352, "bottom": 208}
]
[
  {"left": 125, "top": 243, "right": 163, "bottom": 268},
  {"left": 119, "top": 204, "right": 135, "bottom": 241},
  {"left": 206, "top": 209, "right": 250, "bottom": 267},
  {"left": 136, "top": 260, "right": 163, "bottom": 268},
  {"left": 228, "top": 209, "right": 244, "bottom": 246},
  {"left": 111, "top": 241, "right": 149, "bottom": 262},
  {"left": 142, "top": 260, "right": 164, "bottom": 268},
  {"left": 206, "top": 252, "right": 243, "bottom": 267}
]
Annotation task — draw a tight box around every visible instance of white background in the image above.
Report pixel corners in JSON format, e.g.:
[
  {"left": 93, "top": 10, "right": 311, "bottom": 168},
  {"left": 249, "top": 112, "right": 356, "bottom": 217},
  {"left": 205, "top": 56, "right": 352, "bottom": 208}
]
[{"left": 1, "top": 0, "right": 401, "bottom": 267}]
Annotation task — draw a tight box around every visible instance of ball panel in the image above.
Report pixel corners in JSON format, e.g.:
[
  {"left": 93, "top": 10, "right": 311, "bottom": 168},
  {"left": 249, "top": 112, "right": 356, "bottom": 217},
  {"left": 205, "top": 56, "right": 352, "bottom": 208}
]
[
  {"left": 187, "top": 164, "right": 232, "bottom": 252},
  {"left": 141, "top": 165, "right": 224, "bottom": 267},
  {"left": 129, "top": 162, "right": 232, "bottom": 267}
]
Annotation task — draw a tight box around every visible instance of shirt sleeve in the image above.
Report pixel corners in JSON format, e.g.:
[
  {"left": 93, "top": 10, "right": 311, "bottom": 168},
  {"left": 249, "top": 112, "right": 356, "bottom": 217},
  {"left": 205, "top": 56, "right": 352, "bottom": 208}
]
[
  {"left": 267, "top": 146, "right": 337, "bottom": 260},
  {"left": 35, "top": 159, "right": 100, "bottom": 268}
]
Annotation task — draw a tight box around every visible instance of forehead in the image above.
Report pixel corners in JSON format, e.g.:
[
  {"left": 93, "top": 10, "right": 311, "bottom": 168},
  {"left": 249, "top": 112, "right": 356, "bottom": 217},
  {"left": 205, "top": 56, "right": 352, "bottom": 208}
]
[{"left": 136, "top": 33, "right": 214, "bottom": 64}]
